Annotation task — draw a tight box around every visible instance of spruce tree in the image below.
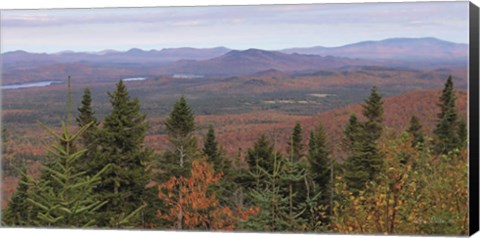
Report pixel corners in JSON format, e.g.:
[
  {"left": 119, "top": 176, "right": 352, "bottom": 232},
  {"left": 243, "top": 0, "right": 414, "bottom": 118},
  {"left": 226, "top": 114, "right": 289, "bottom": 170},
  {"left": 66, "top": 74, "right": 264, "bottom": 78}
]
[
  {"left": 287, "top": 123, "right": 304, "bottom": 161},
  {"left": 307, "top": 124, "right": 333, "bottom": 226},
  {"left": 26, "top": 120, "right": 109, "bottom": 227},
  {"left": 457, "top": 119, "right": 467, "bottom": 149},
  {"left": 160, "top": 96, "right": 198, "bottom": 181},
  {"left": 76, "top": 88, "right": 99, "bottom": 144},
  {"left": 342, "top": 114, "right": 361, "bottom": 152},
  {"left": 283, "top": 123, "right": 308, "bottom": 230},
  {"left": 244, "top": 134, "right": 279, "bottom": 188},
  {"left": 433, "top": 76, "right": 458, "bottom": 154},
  {"left": 94, "top": 80, "right": 152, "bottom": 227},
  {"left": 245, "top": 148, "right": 303, "bottom": 231},
  {"left": 3, "top": 168, "right": 32, "bottom": 226},
  {"left": 203, "top": 125, "right": 220, "bottom": 170},
  {"left": 202, "top": 125, "right": 237, "bottom": 207},
  {"left": 407, "top": 116, "right": 425, "bottom": 147},
  {"left": 344, "top": 86, "right": 384, "bottom": 192},
  {"left": 362, "top": 86, "right": 384, "bottom": 141},
  {"left": 75, "top": 87, "right": 99, "bottom": 175}
]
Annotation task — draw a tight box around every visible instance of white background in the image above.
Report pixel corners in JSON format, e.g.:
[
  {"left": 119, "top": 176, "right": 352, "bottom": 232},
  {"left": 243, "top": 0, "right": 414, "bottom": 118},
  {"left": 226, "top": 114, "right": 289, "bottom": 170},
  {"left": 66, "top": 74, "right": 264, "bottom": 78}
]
[{"left": 0, "top": 0, "right": 479, "bottom": 238}]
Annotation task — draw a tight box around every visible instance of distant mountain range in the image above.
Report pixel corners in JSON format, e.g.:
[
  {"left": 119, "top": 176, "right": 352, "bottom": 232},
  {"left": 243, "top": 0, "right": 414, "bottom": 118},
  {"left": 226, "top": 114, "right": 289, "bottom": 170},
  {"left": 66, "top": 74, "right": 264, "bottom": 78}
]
[
  {"left": 1, "top": 37, "right": 468, "bottom": 84},
  {"left": 157, "top": 49, "right": 375, "bottom": 76},
  {"left": 281, "top": 37, "right": 468, "bottom": 62}
]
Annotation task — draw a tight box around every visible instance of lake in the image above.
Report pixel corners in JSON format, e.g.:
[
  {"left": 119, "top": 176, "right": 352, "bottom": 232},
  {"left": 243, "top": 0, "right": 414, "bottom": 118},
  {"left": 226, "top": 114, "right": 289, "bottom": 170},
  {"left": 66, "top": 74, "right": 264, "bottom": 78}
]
[
  {"left": 123, "top": 77, "right": 146, "bottom": 81},
  {"left": 1, "top": 81, "right": 63, "bottom": 90}
]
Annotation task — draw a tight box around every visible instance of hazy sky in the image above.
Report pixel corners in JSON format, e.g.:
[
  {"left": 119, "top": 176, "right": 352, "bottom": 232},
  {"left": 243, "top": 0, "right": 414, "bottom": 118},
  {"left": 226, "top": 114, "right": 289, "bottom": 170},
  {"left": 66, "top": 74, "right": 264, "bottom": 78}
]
[{"left": 0, "top": 1, "right": 469, "bottom": 53}]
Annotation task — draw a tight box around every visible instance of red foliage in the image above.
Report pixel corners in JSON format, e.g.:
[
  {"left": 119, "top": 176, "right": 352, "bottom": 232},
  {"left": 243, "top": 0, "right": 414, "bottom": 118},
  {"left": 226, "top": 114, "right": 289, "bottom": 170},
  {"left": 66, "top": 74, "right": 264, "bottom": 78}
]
[{"left": 157, "top": 159, "right": 258, "bottom": 230}]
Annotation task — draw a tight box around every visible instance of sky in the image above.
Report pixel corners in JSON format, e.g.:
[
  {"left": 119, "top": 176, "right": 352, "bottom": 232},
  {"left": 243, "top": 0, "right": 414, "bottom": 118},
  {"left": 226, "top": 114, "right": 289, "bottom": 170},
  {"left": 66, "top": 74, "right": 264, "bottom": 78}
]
[{"left": 0, "top": 1, "right": 470, "bottom": 53}]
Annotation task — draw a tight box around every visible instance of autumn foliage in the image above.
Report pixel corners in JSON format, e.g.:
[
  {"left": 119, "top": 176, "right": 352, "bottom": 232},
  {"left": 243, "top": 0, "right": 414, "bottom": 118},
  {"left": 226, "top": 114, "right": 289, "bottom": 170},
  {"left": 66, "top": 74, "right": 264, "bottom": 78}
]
[{"left": 156, "top": 159, "right": 258, "bottom": 230}]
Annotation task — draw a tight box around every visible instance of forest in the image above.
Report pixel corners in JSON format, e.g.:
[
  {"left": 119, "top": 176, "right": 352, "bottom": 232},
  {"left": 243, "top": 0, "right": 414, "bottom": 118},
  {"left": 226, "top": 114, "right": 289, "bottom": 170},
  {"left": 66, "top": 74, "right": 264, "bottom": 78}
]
[{"left": 1, "top": 75, "right": 468, "bottom": 235}]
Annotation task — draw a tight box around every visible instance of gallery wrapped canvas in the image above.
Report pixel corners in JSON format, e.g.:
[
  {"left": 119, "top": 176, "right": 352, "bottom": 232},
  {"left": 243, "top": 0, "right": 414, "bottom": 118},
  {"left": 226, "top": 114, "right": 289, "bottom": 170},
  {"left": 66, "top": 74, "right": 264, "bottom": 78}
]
[{"left": 0, "top": 1, "right": 479, "bottom": 236}]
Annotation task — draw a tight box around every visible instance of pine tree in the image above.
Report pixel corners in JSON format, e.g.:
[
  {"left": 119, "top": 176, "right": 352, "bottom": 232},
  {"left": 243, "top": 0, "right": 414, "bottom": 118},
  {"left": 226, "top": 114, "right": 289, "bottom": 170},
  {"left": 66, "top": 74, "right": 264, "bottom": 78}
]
[
  {"left": 160, "top": 96, "right": 199, "bottom": 181},
  {"left": 287, "top": 123, "right": 304, "bottom": 161},
  {"left": 433, "top": 76, "right": 459, "bottom": 154},
  {"left": 245, "top": 148, "right": 311, "bottom": 232},
  {"left": 93, "top": 80, "right": 152, "bottom": 227},
  {"left": 407, "top": 116, "right": 424, "bottom": 147},
  {"left": 362, "top": 86, "right": 383, "bottom": 141},
  {"left": 342, "top": 114, "right": 361, "bottom": 152},
  {"left": 202, "top": 125, "right": 237, "bottom": 207},
  {"left": 26, "top": 120, "right": 110, "bottom": 227},
  {"left": 3, "top": 168, "right": 33, "bottom": 226},
  {"left": 76, "top": 88, "right": 98, "bottom": 144},
  {"left": 344, "top": 86, "right": 384, "bottom": 192},
  {"left": 75, "top": 87, "right": 99, "bottom": 175},
  {"left": 283, "top": 123, "right": 309, "bottom": 231},
  {"left": 203, "top": 125, "right": 220, "bottom": 170},
  {"left": 307, "top": 124, "right": 333, "bottom": 227},
  {"left": 457, "top": 119, "right": 467, "bottom": 149},
  {"left": 243, "top": 134, "right": 281, "bottom": 190}
]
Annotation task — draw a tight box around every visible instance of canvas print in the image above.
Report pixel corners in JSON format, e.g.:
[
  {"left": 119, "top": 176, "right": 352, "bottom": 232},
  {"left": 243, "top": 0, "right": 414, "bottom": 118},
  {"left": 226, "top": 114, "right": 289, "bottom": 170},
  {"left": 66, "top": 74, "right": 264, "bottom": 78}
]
[{"left": 0, "top": 1, "right": 474, "bottom": 235}]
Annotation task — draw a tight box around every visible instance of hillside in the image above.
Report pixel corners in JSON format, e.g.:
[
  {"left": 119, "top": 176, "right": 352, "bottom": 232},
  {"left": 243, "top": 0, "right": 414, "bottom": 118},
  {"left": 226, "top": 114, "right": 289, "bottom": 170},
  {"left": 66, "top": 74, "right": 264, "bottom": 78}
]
[
  {"left": 158, "top": 48, "right": 374, "bottom": 77},
  {"left": 1, "top": 88, "right": 468, "bottom": 208}
]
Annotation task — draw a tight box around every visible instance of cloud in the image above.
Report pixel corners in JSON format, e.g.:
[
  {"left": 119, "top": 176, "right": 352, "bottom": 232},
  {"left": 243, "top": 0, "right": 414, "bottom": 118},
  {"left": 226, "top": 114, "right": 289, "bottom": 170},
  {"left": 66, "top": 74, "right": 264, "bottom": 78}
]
[{"left": 1, "top": 2, "right": 469, "bottom": 52}]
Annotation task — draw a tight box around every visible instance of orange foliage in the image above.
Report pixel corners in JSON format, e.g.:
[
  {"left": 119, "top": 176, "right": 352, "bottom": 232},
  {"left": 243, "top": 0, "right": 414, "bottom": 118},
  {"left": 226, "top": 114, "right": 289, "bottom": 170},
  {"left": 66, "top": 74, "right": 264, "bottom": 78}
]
[{"left": 157, "top": 159, "right": 258, "bottom": 230}]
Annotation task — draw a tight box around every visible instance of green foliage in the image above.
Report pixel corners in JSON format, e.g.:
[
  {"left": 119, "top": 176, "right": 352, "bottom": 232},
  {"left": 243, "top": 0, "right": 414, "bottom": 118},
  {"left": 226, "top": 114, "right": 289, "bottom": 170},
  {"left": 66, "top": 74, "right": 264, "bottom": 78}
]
[
  {"left": 433, "top": 76, "right": 459, "bottom": 154},
  {"left": 344, "top": 86, "right": 384, "bottom": 192},
  {"left": 203, "top": 125, "right": 220, "bottom": 170},
  {"left": 307, "top": 124, "right": 333, "bottom": 226},
  {"left": 457, "top": 119, "right": 467, "bottom": 149},
  {"left": 159, "top": 96, "right": 199, "bottom": 181},
  {"left": 76, "top": 88, "right": 99, "bottom": 145},
  {"left": 407, "top": 116, "right": 424, "bottom": 147},
  {"left": 244, "top": 151, "right": 304, "bottom": 232},
  {"left": 75, "top": 87, "right": 100, "bottom": 176},
  {"left": 362, "top": 86, "right": 384, "bottom": 141},
  {"left": 241, "top": 134, "right": 283, "bottom": 192},
  {"left": 93, "top": 80, "right": 153, "bottom": 227},
  {"left": 165, "top": 96, "right": 195, "bottom": 138},
  {"left": 202, "top": 125, "right": 238, "bottom": 208},
  {"left": 2, "top": 168, "right": 33, "bottom": 226},
  {"left": 287, "top": 123, "right": 304, "bottom": 161},
  {"left": 342, "top": 114, "right": 361, "bottom": 152},
  {"left": 25, "top": 120, "right": 109, "bottom": 227}
]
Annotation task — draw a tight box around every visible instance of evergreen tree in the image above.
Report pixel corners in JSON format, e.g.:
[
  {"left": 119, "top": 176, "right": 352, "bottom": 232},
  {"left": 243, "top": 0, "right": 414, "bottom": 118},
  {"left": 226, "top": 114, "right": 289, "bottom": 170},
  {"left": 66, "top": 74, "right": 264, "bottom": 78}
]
[
  {"left": 457, "top": 119, "right": 467, "bottom": 149},
  {"left": 433, "top": 76, "right": 459, "bottom": 154},
  {"left": 160, "top": 96, "right": 198, "bottom": 181},
  {"left": 287, "top": 123, "right": 304, "bottom": 161},
  {"left": 407, "top": 116, "right": 425, "bottom": 147},
  {"left": 344, "top": 86, "right": 384, "bottom": 192},
  {"left": 243, "top": 134, "right": 280, "bottom": 189},
  {"left": 25, "top": 120, "right": 110, "bottom": 227},
  {"left": 2, "top": 168, "right": 33, "bottom": 226},
  {"left": 76, "top": 88, "right": 99, "bottom": 144},
  {"left": 202, "top": 125, "right": 237, "bottom": 207},
  {"left": 203, "top": 125, "right": 220, "bottom": 170},
  {"left": 283, "top": 123, "right": 309, "bottom": 230},
  {"left": 245, "top": 150, "right": 302, "bottom": 231},
  {"left": 75, "top": 87, "right": 99, "bottom": 175},
  {"left": 362, "top": 86, "right": 384, "bottom": 141},
  {"left": 307, "top": 124, "right": 333, "bottom": 226},
  {"left": 94, "top": 80, "right": 152, "bottom": 227},
  {"left": 156, "top": 96, "right": 199, "bottom": 228},
  {"left": 342, "top": 114, "right": 361, "bottom": 152}
]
